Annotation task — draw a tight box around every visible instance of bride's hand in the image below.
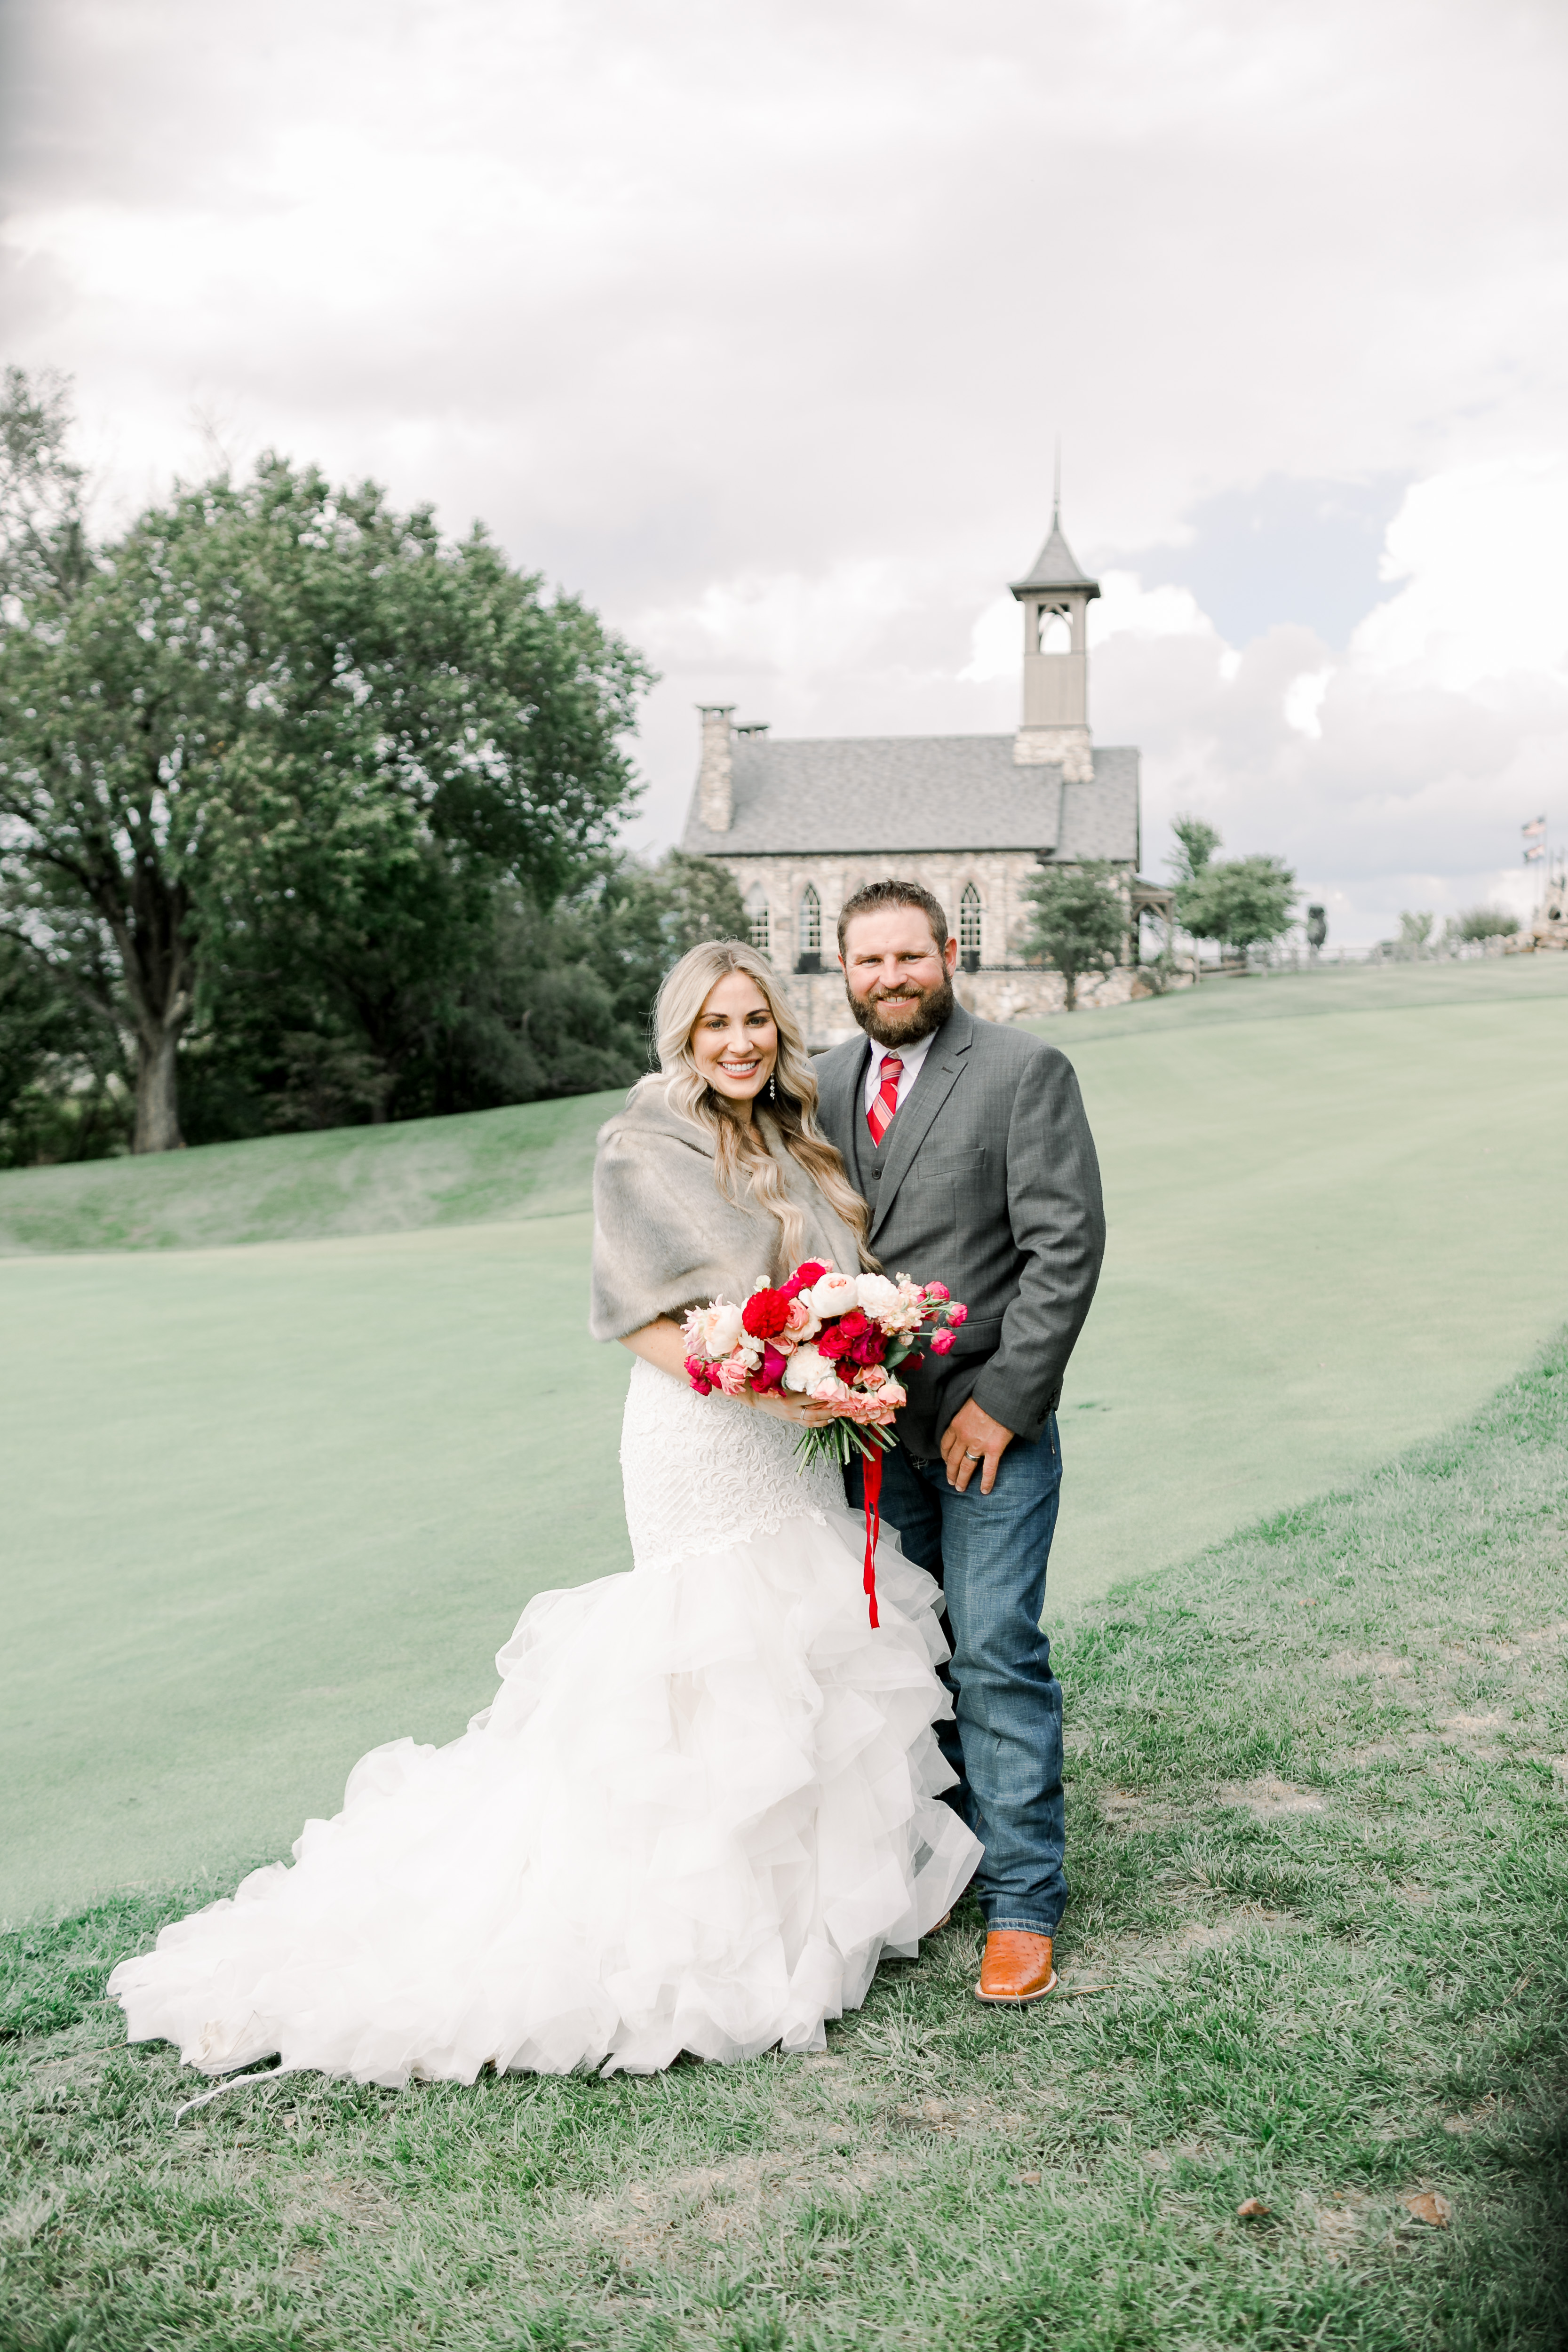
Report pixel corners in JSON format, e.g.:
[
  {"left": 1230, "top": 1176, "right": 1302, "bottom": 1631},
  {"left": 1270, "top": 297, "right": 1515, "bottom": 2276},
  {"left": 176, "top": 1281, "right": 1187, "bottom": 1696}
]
[{"left": 748, "top": 1386, "right": 837, "bottom": 1430}]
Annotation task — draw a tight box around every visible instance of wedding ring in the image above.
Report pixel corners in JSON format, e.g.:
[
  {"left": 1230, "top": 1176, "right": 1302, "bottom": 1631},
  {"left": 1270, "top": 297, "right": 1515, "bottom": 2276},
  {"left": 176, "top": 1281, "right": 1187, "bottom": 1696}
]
[{"left": 964, "top": 1447, "right": 983, "bottom": 1459}]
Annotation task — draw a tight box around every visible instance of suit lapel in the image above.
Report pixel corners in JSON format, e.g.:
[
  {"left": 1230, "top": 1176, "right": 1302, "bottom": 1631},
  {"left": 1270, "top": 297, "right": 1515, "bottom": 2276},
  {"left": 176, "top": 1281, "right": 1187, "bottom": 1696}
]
[
  {"left": 819, "top": 1036, "right": 871, "bottom": 1155},
  {"left": 868, "top": 1005, "right": 973, "bottom": 1243}
]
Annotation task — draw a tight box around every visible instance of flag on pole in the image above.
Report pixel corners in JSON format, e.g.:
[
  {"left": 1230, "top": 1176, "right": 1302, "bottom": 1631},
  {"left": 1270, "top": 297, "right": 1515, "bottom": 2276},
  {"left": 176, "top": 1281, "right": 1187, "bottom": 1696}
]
[{"left": 1522, "top": 816, "right": 1546, "bottom": 836}]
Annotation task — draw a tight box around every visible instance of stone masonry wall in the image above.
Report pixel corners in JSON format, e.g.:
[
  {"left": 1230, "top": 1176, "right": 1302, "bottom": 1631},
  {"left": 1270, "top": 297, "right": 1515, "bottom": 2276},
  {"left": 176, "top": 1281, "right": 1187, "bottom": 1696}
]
[
  {"left": 716, "top": 849, "right": 1063, "bottom": 979},
  {"left": 785, "top": 961, "right": 1146, "bottom": 1050},
  {"left": 714, "top": 849, "right": 1143, "bottom": 1048}
]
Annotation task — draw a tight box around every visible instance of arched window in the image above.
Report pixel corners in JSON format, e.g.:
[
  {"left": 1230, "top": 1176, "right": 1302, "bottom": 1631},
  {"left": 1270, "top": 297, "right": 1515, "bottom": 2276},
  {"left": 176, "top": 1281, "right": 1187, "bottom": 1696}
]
[
  {"left": 745, "top": 885, "right": 770, "bottom": 958},
  {"left": 960, "top": 883, "right": 983, "bottom": 972},
  {"left": 796, "top": 885, "right": 822, "bottom": 971},
  {"left": 1037, "top": 602, "right": 1072, "bottom": 655}
]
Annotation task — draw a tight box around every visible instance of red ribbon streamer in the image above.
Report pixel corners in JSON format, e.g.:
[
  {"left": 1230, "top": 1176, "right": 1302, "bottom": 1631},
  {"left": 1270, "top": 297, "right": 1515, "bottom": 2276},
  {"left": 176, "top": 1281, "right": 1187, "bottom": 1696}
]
[{"left": 861, "top": 1443, "right": 882, "bottom": 1629}]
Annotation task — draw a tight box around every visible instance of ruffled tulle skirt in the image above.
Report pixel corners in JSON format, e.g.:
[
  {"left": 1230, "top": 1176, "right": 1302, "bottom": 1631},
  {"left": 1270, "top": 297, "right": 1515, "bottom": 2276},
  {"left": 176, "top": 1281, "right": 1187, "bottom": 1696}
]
[{"left": 109, "top": 1505, "right": 980, "bottom": 2082}]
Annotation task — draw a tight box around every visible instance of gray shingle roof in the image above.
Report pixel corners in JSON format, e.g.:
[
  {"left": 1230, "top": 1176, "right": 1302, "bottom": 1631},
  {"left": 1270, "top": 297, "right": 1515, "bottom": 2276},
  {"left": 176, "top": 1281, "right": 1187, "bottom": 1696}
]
[
  {"left": 1009, "top": 513, "right": 1100, "bottom": 597},
  {"left": 681, "top": 735, "right": 1138, "bottom": 862},
  {"left": 1057, "top": 747, "right": 1140, "bottom": 865}
]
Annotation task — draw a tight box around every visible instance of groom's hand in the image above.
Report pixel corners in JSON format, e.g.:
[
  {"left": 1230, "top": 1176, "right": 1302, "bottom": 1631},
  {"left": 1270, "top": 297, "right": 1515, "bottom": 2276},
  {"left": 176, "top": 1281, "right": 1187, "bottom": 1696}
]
[{"left": 940, "top": 1399, "right": 1014, "bottom": 1495}]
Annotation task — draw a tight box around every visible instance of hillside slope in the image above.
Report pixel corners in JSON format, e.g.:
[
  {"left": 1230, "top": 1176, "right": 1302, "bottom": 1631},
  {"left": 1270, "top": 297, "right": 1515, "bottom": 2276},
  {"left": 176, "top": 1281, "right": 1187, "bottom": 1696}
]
[
  {"left": 5, "top": 958, "right": 1567, "bottom": 1922},
  {"left": 0, "top": 1090, "right": 618, "bottom": 1256}
]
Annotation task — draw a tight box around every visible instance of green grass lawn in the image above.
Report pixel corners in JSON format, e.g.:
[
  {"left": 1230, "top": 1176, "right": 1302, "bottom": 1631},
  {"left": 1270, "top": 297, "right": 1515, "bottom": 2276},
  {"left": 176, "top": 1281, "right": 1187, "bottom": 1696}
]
[
  {"left": 3, "top": 957, "right": 1566, "bottom": 1926},
  {"left": 0, "top": 1090, "right": 613, "bottom": 1257},
  {"left": 4, "top": 1335, "right": 1564, "bottom": 2350}
]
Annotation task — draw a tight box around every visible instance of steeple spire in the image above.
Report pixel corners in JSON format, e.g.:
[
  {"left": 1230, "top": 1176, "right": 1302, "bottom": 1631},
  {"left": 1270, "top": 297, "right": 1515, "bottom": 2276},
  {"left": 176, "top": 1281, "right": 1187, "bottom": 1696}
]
[{"left": 1008, "top": 486, "right": 1099, "bottom": 779}]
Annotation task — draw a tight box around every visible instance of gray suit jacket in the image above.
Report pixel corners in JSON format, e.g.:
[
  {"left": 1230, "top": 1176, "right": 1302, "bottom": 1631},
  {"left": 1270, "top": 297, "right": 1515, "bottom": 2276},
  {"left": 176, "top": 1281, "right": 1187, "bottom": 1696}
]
[{"left": 814, "top": 1004, "right": 1105, "bottom": 1456}]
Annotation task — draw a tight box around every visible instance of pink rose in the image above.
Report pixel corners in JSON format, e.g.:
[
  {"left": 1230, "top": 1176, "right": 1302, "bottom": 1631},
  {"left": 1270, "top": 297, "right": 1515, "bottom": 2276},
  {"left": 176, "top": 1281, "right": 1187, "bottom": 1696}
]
[
  {"left": 947, "top": 1303, "right": 968, "bottom": 1327},
  {"left": 783, "top": 1296, "right": 819, "bottom": 1340},
  {"left": 923, "top": 1280, "right": 950, "bottom": 1302},
  {"left": 930, "top": 1329, "right": 955, "bottom": 1355},
  {"left": 716, "top": 1358, "right": 751, "bottom": 1397}
]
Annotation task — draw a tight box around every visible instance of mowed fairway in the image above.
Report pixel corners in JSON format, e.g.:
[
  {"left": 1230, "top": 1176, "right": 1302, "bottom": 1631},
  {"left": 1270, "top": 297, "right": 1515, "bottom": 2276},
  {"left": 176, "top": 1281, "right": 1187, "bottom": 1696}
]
[{"left": 3, "top": 957, "right": 1565, "bottom": 1925}]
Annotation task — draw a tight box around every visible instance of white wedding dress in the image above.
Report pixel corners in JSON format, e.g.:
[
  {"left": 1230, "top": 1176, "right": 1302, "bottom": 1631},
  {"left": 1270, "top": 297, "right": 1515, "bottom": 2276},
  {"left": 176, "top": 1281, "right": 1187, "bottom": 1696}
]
[{"left": 110, "top": 1360, "right": 980, "bottom": 2084}]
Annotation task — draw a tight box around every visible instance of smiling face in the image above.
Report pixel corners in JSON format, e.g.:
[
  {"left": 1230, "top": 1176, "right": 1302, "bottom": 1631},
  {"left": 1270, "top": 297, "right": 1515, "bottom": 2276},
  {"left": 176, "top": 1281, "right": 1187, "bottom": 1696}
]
[
  {"left": 689, "top": 969, "right": 779, "bottom": 1119},
  {"left": 840, "top": 904, "right": 958, "bottom": 1049}
]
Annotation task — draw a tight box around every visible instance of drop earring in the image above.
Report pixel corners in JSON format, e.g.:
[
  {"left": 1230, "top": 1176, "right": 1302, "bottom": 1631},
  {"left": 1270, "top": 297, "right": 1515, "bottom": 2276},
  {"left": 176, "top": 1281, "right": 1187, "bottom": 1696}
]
[{"left": 768, "top": 1073, "right": 776, "bottom": 1104}]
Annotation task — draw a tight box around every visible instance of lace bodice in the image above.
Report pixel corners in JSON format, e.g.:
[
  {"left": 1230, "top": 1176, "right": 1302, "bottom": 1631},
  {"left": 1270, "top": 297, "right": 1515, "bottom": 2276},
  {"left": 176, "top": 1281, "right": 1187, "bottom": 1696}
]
[{"left": 621, "top": 1358, "right": 846, "bottom": 1572}]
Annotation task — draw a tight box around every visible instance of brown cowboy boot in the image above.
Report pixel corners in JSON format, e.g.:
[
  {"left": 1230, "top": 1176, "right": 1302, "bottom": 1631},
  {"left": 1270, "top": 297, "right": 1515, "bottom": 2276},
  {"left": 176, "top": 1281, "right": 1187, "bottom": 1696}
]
[{"left": 975, "top": 1930, "right": 1057, "bottom": 2003}]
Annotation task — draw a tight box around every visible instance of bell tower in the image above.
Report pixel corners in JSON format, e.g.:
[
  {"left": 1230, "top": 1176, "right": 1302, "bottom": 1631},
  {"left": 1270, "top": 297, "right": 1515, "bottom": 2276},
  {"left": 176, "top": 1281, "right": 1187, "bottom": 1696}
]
[{"left": 1010, "top": 487, "right": 1100, "bottom": 781}]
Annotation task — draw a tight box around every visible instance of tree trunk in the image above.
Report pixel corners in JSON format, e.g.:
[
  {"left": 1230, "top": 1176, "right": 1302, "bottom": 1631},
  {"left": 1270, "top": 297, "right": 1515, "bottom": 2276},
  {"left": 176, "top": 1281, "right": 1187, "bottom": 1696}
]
[
  {"left": 134, "top": 1024, "right": 184, "bottom": 1152},
  {"left": 1063, "top": 970, "right": 1078, "bottom": 1011}
]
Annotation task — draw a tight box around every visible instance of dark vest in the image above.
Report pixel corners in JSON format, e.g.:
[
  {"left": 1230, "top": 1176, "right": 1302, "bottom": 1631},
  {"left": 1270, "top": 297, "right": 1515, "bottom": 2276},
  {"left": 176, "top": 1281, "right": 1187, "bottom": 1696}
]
[{"left": 844, "top": 1041, "right": 880, "bottom": 1207}]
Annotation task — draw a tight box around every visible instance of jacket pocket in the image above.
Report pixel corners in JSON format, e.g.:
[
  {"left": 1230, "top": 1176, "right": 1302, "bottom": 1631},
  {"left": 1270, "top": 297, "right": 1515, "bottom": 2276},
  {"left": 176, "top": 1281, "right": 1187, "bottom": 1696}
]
[
  {"left": 936, "top": 1315, "right": 1002, "bottom": 1357},
  {"left": 909, "top": 1145, "right": 987, "bottom": 1181}
]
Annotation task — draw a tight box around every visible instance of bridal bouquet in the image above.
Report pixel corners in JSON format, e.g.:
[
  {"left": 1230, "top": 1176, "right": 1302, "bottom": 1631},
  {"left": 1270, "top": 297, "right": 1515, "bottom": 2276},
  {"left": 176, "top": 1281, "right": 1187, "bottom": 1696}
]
[{"left": 682, "top": 1262, "right": 969, "bottom": 1627}]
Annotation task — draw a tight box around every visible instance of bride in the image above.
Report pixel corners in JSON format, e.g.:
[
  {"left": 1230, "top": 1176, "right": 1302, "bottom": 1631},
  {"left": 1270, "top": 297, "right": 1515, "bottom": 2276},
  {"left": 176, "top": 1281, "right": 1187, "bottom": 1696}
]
[{"left": 110, "top": 941, "right": 980, "bottom": 2086}]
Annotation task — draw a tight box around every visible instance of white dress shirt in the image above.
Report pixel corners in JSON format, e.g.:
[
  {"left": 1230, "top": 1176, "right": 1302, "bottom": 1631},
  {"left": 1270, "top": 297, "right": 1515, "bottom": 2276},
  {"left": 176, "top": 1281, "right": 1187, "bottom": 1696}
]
[{"left": 860, "top": 1025, "right": 937, "bottom": 1122}]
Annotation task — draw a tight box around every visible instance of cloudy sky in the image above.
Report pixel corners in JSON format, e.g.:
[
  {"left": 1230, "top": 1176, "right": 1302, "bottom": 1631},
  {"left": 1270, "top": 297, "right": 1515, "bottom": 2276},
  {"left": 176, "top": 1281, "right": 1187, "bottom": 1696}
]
[{"left": 4, "top": 0, "right": 1567, "bottom": 944}]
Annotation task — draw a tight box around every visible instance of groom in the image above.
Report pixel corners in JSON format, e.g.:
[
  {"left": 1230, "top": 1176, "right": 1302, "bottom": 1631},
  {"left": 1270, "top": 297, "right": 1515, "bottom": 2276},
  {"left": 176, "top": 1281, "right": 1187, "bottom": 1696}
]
[{"left": 814, "top": 879, "right": 1105, "bottom": 2005}]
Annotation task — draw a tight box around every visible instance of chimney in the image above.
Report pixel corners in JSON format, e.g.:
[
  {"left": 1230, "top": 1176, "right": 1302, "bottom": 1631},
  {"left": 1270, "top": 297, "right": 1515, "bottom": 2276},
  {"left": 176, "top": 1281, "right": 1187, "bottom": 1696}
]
[{"left": 697, "top": 705, "right": 735, "bottom": 831}]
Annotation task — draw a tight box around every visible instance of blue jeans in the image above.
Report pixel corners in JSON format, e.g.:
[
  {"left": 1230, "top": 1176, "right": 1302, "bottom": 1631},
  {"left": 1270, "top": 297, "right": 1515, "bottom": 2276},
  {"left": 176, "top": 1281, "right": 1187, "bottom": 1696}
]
[{"left": 847, "top": 1420, "right": 1066, "bottom": 1935}]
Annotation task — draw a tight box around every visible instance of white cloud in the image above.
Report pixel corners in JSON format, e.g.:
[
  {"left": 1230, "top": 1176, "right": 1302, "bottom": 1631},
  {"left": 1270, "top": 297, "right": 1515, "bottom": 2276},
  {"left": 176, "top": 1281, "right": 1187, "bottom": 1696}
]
[
  {"left": 960, "top": 596, "right": 1022, "bottom": 686},
  {"left": 1282, "top": 667, "right": 1333, "bottom": 737},
  {"left": 4, "top": 0, "right": 1568, "bottom": 940},
  {"left": 1351, "top": 454, "right": 1568, "bottom": 689},
  {"left": 1089, "top": 575, "right": 1215, "bottom": 646}
]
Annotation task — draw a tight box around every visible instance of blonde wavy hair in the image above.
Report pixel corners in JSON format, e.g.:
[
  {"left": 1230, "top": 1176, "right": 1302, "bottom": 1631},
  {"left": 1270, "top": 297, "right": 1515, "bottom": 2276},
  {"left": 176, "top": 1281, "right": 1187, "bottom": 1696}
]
[{"left": 651, "top": 939, "right": 873, "bottom": 1268}]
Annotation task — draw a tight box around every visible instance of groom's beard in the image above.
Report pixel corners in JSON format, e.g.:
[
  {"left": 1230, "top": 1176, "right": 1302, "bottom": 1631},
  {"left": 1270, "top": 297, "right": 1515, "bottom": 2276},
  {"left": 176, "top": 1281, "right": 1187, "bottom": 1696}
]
[{"left": 849, "top": 973, "right": 956, "bottom": 1051}]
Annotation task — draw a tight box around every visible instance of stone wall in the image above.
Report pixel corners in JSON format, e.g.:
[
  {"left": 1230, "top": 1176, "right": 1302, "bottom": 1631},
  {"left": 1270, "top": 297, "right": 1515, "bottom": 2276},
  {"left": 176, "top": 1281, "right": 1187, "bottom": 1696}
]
[
  {"left": 785, "top": 961, "right": 1154, "bottom": 1050},
  {"left": 715, "top": 847, "right": 1122, "bottom": 977}
]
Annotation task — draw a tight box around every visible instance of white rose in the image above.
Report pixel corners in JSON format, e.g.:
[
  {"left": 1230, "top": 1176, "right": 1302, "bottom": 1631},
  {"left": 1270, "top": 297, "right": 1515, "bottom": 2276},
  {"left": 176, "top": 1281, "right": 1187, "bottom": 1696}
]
[
  {"left": 783, "top": 1343, "right": 831, "bottom": 1392},
  {"left": 854, "top": 1273, "right": 900, "bottom": 1321},
  {"left": 808, "top": 1271, "right": 860, "bottom": 1319},
  {"left": 703, "top": 1300, "right": 744, "bottom": 1356}
]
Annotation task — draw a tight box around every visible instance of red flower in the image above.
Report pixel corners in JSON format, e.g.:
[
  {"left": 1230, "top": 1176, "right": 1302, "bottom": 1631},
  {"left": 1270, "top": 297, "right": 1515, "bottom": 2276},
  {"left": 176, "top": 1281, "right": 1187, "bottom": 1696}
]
[
  {"left": 836, "top": 1308, "right": 870, "bottom": 1340},
  {"left": 930, "top": 1329, "right": 955, "bottom": 1355},
  {"left": 685, "top": 1355, "right": 717, "bottom": 1393},
  {"left": 848, "top": 1329, "right": 886, "bottom": 1367},
  {"left": 818, "top": 1324, "right": 852, "bottom": 1360},
  {"left": 793, "top": 1261, "right": 828, "bottom": 1286},
  {"left": 758, "top": 1344, "right": 788, "bottom": 1389},
  {"left": 742, "top": 1287, "right": 791, "bottom": 1339}
]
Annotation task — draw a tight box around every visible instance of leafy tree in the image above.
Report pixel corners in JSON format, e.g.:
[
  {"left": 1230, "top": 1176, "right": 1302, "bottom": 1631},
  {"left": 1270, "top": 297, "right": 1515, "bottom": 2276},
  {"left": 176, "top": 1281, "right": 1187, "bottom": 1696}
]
[
  {"left": 1179, "top": 856, "right": 1297, "bottom": 961},
  {"left": 176, "top": 849, "right": 748, "bottom": 1139},
  {"left": 1021, "top": 860, "right": 1126, "bottom": 1010},
  {"left": 0, "top": 366, "right": 91, "bottom": 604},
  {"left": 1456, "top": 906, "right": 1520, "bottom": 942},
  {"left": 1398, "top": 910, "right": 1434, "bottom": 954},
  {"left": 1169, "top": 812, "right": 1222, "bottom": 880},
  {"left": 1167, "top": 815, "right": 1295, "bottom": 962},
  {"left": 0, "top": 931, "right": 128, "bottom": 1167},
  {"left": 652, "top": 851, "right": 750, "bottom": 961},
  {"left": 0, "top": 397, "right": 653, "bottom": 1152}
]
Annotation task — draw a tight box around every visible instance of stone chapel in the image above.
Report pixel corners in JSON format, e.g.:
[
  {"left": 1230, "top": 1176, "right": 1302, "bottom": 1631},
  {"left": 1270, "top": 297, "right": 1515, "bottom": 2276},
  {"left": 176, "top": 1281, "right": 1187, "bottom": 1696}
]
[{"left": 680, "top": 505, "right": 1146, "bottom": 1046}]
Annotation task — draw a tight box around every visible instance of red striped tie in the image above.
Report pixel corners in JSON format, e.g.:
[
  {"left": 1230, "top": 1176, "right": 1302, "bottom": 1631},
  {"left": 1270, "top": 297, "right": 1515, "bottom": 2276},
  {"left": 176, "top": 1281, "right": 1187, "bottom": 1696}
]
[{"left": 866, "top": 1053, "right": 903, "bottom": 1146}]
